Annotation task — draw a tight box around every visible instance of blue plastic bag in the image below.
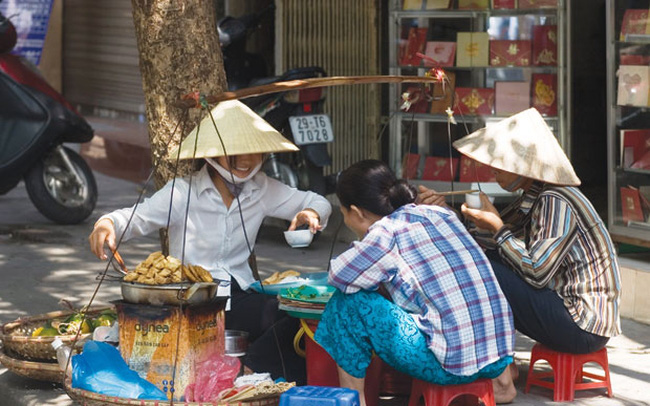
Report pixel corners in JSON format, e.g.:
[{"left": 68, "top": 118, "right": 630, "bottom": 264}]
[{"left": 72, "top": 341, "right": 167, "bottom": 400}]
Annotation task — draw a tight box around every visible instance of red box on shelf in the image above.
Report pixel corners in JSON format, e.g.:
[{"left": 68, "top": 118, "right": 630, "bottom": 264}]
[
  {"left": 459, "top": 156, "right": 496, "bottom": 183},
  {"left": 489, "top": 40, "right": 531, "bottom": 66},
  {"left": 402, "top": 153, "right": 421, "bottom": 179},
  {"left": 531, "top": 74, "right": 557, "bottom": 116},
  {"left": 421, "top": 156, "right": 459, "bottom": 181},
  {"left": 423, "top": 41, "right": 456, "bottom": 67},
  {"left": 453, "top": 88, "right": 495, "bottom": 116},
  {"left": 518, "top": 0, "right": 557, "bottom": 8},
  {"left": 620, "top": 9, "right": 650, "bottom": 41},
  {"left": 621, "top": 187, "right": 645, "bottom": 224},
  {"left": 532, "top": 25, "right": 557, "bottom": 66},
  {"left": 492, "top": 0, "right": 516, "bottom": 8},
  {"left": 401, "top": 27, "right": 428, "bottom": 66}
]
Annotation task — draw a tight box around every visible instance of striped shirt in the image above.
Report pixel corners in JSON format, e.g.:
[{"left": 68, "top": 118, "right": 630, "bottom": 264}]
[
  {"left": 328, "top": 204, "right": 514, "bottom": 376},
  {"left": 492, "top": 182, "right": 621, "bottom": 337}
]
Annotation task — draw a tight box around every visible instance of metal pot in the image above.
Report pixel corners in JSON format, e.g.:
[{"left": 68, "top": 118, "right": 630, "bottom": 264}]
[
  {"left": 225, "top": 329, "right": 249, "bottom": 357},
  {"left": 120, "top": 281, "right": 220, "bottom": 306}
]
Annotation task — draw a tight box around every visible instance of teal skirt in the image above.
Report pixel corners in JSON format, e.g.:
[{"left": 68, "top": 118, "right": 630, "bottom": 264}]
[{"left": 314, "top": 290, "right": 512, "bottom": 384}]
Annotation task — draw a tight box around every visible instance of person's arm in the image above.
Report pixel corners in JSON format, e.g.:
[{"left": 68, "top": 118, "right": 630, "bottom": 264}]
[
  {"left": 88, "top": 180, "right": 185, "bottom": 260},
  {"left": 328, "top": 226, "right": 396, "bottom": 294},
  {"left": 261, "top": 176, "right": 332, "bottom": 231},
  {"left": 495, "top": 195, "right": 578, "bottom": 288}
]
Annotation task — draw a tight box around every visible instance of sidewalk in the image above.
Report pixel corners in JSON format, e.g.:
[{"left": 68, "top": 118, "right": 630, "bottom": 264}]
[{"left": 0, "top": 172, "right": 649, "bottom": 405}]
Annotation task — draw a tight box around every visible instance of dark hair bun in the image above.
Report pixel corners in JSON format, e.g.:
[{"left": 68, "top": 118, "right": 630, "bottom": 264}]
[{"left": 388, "top": 179, "right": 417, "bottom": 209}]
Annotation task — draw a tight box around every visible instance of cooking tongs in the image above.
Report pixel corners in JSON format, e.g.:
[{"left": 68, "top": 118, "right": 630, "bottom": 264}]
[{"left": 109, "top": 248, "right": 129, "bottom": 275}]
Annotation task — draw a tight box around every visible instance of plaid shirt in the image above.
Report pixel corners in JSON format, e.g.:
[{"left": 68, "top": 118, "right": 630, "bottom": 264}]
[{"left": 329, "top": 204, "right": 514, "bottom": 376}]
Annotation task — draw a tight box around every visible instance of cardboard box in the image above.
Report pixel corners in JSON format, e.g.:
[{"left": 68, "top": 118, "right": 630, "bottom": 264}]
[
  {"left": 495, "top": 81, "right": 531, "bottom": 115},
  {"left": 531, "top": 74, "right": 557, "bottom": 116},
  {"left": 456, "top": 32, "right": 489, "bottom": 67},
  {"left": 617, "top": 65, "right": 650, "bottom": 107},
  {"left": 403, "top": 0, "right": 423, "bottom": 10},
  {"left": 532, "top": 25, "right": 557, "bottom": 66},
  {"left": 430, "top": 71, "right": 456, "bottom": 114},
  {"left": 490, "top": 40, "right": 532, "bottom": 66},
  {"left": 116, "top": 300, "right": 226, "bottom": 401},
  {"left": 454, "top": 87, "right": 495, "bottom": 115}
]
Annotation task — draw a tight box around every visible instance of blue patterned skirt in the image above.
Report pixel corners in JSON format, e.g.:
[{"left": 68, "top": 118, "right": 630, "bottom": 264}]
[{"left": 314, "top": 290, "right": 512, "bottom": 384}]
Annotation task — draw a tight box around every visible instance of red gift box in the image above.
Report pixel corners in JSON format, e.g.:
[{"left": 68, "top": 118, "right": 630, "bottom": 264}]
[
  {"left": 531, "top": 74, "right": 557, "bottom": 116},
  {"left": 495, "top": 81, "right": 531, "bottom": 115},
  {"left": 620, "top": 9, "right": 650, "bottom": 41},
  {"left": 401, "top": 27, "right": 428, "bottom": 66},
  {"left": 492, "top": 0, "right": 516, "bottom": 8},
  {"left": 490, "top": 40, "right": 531, "bottom": 66},
  {"left": 620, "top": 54, "right": 650, "bottom": 65},
  {"left": 402, "top": 153, "right": 421, "bottom": 179},
  {"left": 459, "top": 156, "right": 495, "bottom": 183},
  {"left": 421, "top": 156, "right": 459, "bottom": 181},
  {"left": 453, "top": 88, "right": 495, "bottom": 116},
  {"left": 423, "top": 41, "right": 456, "bottom": 67},
  {"left": 621, "top": 186, "right": 645, "bottom": 224},
  {"left": 400, "top": 86, "right": 430, "bottom": 113},
  {"left": 532, "top": 25, "right": 557, "bottom": 66},
  {"left": 518, "top": 0, "right": 557, "bottom": 8}
]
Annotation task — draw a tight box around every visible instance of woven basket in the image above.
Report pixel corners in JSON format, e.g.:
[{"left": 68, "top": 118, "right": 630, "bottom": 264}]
[
  {"left": 64, "top": 378, "right": 281, "bottom": 406},
  {"left": 0, "top": 306, "right": 113, "bottom": 362},
  {"left": 0, "top": 348, "right": 64, "bottom": 383}
]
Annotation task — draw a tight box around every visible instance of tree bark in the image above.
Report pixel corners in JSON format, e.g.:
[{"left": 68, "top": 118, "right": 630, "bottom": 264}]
[
  {"left": 130, "top": 0, "right": 227, "bottom": 253},
  {"left": 130, "top": 0, "right": 227, "bottom": 189}
]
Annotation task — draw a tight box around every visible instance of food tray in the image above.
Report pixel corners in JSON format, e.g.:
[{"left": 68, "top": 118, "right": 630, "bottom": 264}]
[
  {"left": 250, "top": 272, "right": 329, "bottom": 295},
  {"left": 0, "top": 348, "right": 64, "bottom": 383},
  {"left": 0, "top": 306, "right": 113, "bottom": 362},
  {"left": 64, "top": 377, "right": 281, "bottom": 406}
]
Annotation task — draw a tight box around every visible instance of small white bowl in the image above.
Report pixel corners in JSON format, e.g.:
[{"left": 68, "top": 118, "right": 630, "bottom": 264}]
[
  {"left": 283, "top": 229, "right": 314, "bottom": 248},
  {"left": 465, "top": 192, "right": 495, "bottom": 209}
]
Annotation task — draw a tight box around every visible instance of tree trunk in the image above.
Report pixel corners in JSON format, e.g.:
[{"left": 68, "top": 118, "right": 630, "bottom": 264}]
[
  {"left": 130, "top": 0, "right": 227, "bottom": 253},
  {"left": 130, "top": 0, "right": 227, "bottom": 189}
]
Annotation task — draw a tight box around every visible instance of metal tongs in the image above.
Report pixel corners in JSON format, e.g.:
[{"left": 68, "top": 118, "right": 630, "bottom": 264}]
[{"left": 108, "top": 248, "right": 129, "bottom": 275}]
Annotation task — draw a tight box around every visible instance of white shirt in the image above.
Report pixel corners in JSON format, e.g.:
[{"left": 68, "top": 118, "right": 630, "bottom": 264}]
[{"left": 102, "top": 165, "right": 331, "bottom": 290}]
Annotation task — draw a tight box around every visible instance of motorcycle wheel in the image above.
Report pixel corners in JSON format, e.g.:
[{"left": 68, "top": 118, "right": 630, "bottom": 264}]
[{"left": 24, "top": 146, "right": 97, "bottom": 224}]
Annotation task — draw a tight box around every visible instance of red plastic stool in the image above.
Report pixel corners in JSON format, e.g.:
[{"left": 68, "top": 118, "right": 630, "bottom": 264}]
[
  {"left": 407, "top": 378, "right": 495, "bottom": 406},
  {"left": 525, "top": 343, "right": 613, "bottom": 401}
]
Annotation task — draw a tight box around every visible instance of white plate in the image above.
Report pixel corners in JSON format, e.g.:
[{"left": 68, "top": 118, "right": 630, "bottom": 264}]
[{"left": 289, "top": 114, "right": 334, "bottom": 145}]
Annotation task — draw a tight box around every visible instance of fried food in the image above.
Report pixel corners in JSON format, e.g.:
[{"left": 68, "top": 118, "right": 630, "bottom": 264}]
[
  {"left": 262, "top": 269, "right": 301, "bottom": 285},
  {"left": 123, "top": 251, "right": 213, "bottom": 285}
]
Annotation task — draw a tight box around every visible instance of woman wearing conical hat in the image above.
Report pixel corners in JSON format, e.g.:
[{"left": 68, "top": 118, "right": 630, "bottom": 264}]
[
  {"left": 419, "top": 108, "right": 621, "bottom": 386},
  {"left": 89, "top": 100, "right": 332, "bottom": 383}
]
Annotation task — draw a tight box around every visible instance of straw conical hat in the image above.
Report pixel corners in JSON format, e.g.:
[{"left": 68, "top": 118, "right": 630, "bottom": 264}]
[
  {"left": 170, "top": 100, "right": 299, "bottom": 160},
  {"left": 452, "top": 108, "right": 580, "bottom": 186}
]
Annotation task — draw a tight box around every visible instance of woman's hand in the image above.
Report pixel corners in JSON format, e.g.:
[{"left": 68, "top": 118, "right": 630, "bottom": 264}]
[
  {"left": 416, "top": 185, "right": 447, "bottom": 207},
  {"left": 88, "top": 218, "right": 117, "bottom": 260},
  {"left": 460, "top": 193, "right": 504, "bottom": 234},
  {"left": 289, "top": 209, "right": 322, "bottom": 233}
]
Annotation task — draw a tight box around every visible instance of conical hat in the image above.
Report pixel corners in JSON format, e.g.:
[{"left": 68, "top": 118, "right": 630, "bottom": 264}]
[
  {"left": 452, "top": 108, "right": 580, "bottom": 186},
  {"left": 170, "top": 100, "right": 299, "bottom": 160}
]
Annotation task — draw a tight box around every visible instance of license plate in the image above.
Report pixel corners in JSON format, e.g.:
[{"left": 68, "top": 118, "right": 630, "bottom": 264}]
[{"left": 288, "top": 115, "right": 334, "bottom": 146}]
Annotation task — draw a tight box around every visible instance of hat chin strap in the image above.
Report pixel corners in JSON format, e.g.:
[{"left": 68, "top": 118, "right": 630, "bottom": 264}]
[
  {"left": 205, "top": 158, "right": 262, "bottom": 184},
  {"left": 502, "top": 175, "right": 527, "bottom": 192}
]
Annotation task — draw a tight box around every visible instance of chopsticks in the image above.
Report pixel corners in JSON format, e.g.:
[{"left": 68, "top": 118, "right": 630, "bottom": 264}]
[{"left": 436, "top": 189, "right": 480, "bottom": 196}]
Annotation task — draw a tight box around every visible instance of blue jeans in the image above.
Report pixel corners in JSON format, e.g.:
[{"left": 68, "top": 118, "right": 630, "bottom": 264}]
[{"left": 314, "top": 290, "right": 511, "bottom": 384}]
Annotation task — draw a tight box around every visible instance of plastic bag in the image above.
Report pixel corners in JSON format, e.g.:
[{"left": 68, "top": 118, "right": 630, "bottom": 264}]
[
  {"left": 184, "top": 354, "right": 241, "bottom": 402},
  {"left": 72, "top": 341, "right": 167, "bottom": 400}
]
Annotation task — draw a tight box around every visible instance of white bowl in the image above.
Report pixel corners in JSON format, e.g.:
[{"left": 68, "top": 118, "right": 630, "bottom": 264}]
[
  {"left": 465, "top": 192, "right": 495, "bottom": 209},
  {"left": 283, "top": 229, "right": 314, "bottom": 248}
]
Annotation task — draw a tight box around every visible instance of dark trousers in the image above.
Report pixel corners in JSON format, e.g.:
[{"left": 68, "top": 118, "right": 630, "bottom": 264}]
[
  {"left": 487, "top": 253, "right": 609, "bottom": 354},
  {"left": 225, "top": 280, "right": 306, "bottom": 385}
]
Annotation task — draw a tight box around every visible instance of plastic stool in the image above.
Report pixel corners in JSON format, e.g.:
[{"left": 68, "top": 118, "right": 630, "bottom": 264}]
[
  {"left": 279, "top": 386, "right": 360, "bottom": 406},
  {"left": 407, "top": 378, "right": 495, "bottom": 406},
  {"left": 525, "top": 343, "right": 613, "bottom": 401},
  {"left": 300, "top": 319, "right": 382, "bottom": 406}
]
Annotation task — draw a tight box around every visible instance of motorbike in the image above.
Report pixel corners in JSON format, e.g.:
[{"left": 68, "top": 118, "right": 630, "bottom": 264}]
[
  {"left": 218, "top": 7, "right": 335, "bottom": 195},
  {"left": 0, "top": 8, "right": 97, "bottom": 224}
]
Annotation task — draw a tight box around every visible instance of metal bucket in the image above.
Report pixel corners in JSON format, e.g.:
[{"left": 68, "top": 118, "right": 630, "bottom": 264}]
[
  {"left": 225, "top": 329, "right": 249, "bottom": 357},
  {"left": 120, "top": 281, "right": 221, "bottom": 306}
]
